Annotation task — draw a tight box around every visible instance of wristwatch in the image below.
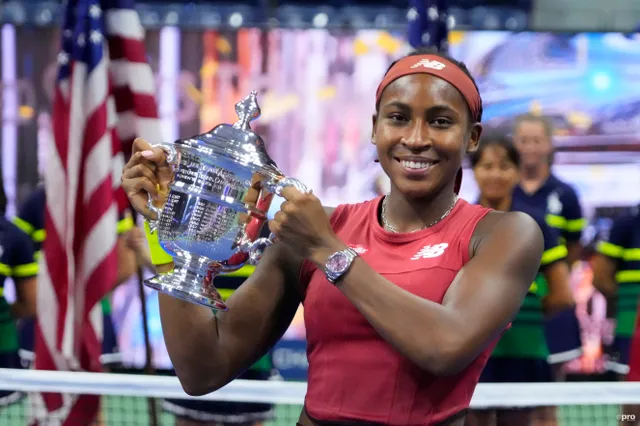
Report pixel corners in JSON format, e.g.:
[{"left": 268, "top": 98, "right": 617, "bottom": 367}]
[{"left": 324, "top": 247, "right": 359, "bottom": 284}]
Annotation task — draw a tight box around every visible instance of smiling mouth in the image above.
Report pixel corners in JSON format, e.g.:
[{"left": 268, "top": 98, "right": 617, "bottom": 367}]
[{"left": 396, "top": 158, "right": 437, "bottom": 170}]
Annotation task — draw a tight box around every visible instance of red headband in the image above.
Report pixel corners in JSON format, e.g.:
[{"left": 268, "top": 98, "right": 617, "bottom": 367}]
[{"left": 375, "top": 54, "right": 482, "bottom": 122}]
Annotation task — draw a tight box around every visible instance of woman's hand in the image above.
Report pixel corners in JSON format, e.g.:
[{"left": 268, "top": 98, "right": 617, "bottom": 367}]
[
  {"left": 121, "top": 138, "right": 174, "bottom": 220},
  {"left": 269, "top": 186, "right": 344, "bottom": 260}
]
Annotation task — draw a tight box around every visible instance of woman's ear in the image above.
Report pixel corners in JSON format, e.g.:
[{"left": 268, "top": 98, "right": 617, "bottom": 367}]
[
  {"left": 466, "top": 123, "right": 483, "bottom": 153},
  {"left": 371, "top": 114, "right": 377, "bottom": 144}
]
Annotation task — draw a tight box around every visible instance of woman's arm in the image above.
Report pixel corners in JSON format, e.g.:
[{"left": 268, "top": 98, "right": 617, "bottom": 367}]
[
  {"left": 591, "top": 216, "right": 628, "bottom": 299},
  {"left": 115, "top": 235, "right": 138, "bottom": 285},
  {"left": 12, "top": 276, "right": 36, "bottom": 319},
  {"left": 591, "top": 254, "right": 618, "bottom": 298},
  {"left": 536, "top": 217, "right": 574, "bottom": 315},
  {"left": 309, "top": 211, "right": 543, "bottom": 375},
  {"left": 542, "top": 261, "right": 575, "bottom": 315},
  {"left": 159, "top": 241, "right": 302, "bottom": 395}
]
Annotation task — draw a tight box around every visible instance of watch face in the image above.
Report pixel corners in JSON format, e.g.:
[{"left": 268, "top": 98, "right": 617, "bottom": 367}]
[{"left": 327, "top": 252, "right": 348, "bottom": 273}]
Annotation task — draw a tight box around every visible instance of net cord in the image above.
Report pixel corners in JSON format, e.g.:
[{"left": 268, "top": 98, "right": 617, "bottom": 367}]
[{"left": 1, "top": 368, "right": 640, "bottom": 408}]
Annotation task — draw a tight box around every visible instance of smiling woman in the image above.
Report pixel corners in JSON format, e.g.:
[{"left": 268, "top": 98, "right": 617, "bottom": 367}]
[{"left": 122, "top": 47, "right": 546, "bottom": 426}]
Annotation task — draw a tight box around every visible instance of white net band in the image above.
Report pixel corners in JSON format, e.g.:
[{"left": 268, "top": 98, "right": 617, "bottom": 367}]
[{"left": 1, "top": 368, "right": 640, "bottom": 408}]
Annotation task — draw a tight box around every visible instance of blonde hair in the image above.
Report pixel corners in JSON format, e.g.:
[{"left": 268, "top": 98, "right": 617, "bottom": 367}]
[{"left": 513, "top": 113, "right": 554, "bottom": 141}]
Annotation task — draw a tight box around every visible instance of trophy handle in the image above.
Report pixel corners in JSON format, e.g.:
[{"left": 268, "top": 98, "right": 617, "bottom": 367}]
[
  {"left": 146, "top": 143, "right": 180, "bottom": 234},
  {"left": 243, "top": 177, "right": 312, "bottom": 264},
  {"left": 244, "top": 233, "right": 277, "bottom": 265},
  {"left": 267, "top": 176, "right": 312, "bottom": 197}
]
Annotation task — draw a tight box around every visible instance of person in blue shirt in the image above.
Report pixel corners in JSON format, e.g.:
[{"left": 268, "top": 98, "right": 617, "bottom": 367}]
[
  {"left": 467, "top": 135, "right": 575, "bottom": 426},
  {"left": 592, "top": 206, "right": 640, "bottom": 378},
  {"left": 12, "top": 186, "right": 139, "bottom": 369},
  {"left": 512, "top": 114, "right": 585, "bottom": 263},
  {"left": 511, "top": 113, "right": 584, "bottom": 394},
  {"left": 0, "top": 178, "right": 37, "bottom": 406}
]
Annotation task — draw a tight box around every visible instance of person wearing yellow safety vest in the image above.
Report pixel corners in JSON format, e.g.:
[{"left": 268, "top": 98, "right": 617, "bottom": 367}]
[
  {"left": 466, "top": 135, "right": 575, "bottom": 426},
  {"left": 592, "top": 206, "right": 640, "bottom": 425},
  {"left": 592, "top": 205, "right": 640, "bottom": 376},
  {"left": 511, "top": 113, "right": 585, "bottom": 393},
  {"left": 0, "top": 177, "right": 37, "bottom": 407},
  {"left": 12, "top": 186, "right": 140, "bottom": 369}
]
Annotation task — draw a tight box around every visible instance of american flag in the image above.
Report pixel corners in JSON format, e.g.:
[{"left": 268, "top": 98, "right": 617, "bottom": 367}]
[
  {"left": 407, "top": 0, "right": 450, "bottom": 52},
  {"left": 33, "top": 0, "right": 160, "bottom": 423}
]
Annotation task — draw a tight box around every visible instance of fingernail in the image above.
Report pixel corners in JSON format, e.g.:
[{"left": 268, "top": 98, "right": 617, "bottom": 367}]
[{"left": 141, "top": 150, "right": 154, "bottom": 158}]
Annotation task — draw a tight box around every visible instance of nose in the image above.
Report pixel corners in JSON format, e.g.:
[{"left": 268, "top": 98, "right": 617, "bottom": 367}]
[
  {"left": 487, "top": 167, "right": 505, "bottom": 180},
  {"left": 400, "top": 121, "right": 430, "bottom": 151}
]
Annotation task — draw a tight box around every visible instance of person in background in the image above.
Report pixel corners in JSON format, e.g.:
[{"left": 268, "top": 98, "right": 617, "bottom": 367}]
[
  {"left": 511, "top": 114, "right": 584, "bottom": 418},
  {"left": 592, "top": 204, "right": 640, "bottom": 424},
  {"left": 625, "top": 297, "right": 640, "bottom": 426},
  {"left": 467, "top": 135, "right": 575, "bottom": 426},
  {"left": 12, "top": 185, "right": 140, "bottom": 370},
  {"left": 126, "top": 226, "right": 277, "bottom": 426},
  {"left": 512, "top": 114, "right": 585, "bottom": 264},
  {"left": 0, "top": 174, "right": 37, "bottom": 408}
]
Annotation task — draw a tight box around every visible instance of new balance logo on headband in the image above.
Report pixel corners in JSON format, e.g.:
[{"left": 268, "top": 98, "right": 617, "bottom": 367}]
[{"left": 410, "top": 59, "right": 446, "bottom": 71}]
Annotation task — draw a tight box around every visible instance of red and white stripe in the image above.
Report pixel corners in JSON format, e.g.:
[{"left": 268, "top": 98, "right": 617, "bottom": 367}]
[{"left": 33, "top": 4, "right": 160, "bottom": 425}]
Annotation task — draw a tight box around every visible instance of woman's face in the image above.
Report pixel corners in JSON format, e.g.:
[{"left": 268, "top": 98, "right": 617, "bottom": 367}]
[
  {"left": 372, "top": 73, "right": 481, "bottom": 199},
  {"left": 472, "top": 145, "right": 520, "bottom": 202},
  {"left": 513, "top": 120, "right": 553, "bottom": 169}
]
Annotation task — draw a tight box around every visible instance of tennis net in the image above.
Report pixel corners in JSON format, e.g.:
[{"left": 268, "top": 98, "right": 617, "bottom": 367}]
[{"left": 0, "top": 368, "right": 639, "bottom": 425}]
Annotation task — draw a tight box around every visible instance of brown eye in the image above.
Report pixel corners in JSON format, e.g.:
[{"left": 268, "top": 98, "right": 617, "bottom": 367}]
[
  {"left": 431, "top": 118, "right": 452, "bottom": 127},
  {"left": 388, "top": 114, "right": 408, "bottom": 122}
]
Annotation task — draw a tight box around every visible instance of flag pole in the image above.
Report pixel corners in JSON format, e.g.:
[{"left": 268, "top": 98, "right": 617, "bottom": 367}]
[{"left": 132, "top": 209, "right": 159, "bottom": 426}]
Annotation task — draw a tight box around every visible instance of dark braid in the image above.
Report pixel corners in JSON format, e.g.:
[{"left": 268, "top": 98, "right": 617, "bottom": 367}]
[{"left": 376, "top": 47, "right": 483, "bottom": 123}]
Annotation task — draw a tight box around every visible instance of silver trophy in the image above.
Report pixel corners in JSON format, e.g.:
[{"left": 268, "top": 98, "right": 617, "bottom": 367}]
[{"left": 144, "top": 91, "right": 310, "bottom": 311}]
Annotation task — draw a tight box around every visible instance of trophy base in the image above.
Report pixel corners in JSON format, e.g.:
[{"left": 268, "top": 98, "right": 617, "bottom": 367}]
[
  {"left": 145, "top": 275, "right": 229, "bottom": 311},
  {"left": 143, "top": 255, "right": 230, "bottom": 311}
]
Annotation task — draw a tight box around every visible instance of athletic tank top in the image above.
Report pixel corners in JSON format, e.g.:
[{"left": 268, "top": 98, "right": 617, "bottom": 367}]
[{"left": 300, "top": 197, "right": 493, "bottom": 425}]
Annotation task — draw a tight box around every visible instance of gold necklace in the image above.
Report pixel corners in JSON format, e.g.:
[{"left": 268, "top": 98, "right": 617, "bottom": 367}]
[{"left": 381, "top": 194, "right": 459, "bottom": 233}]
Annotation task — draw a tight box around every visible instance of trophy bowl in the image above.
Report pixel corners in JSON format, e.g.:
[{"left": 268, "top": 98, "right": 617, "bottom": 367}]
[{"left": 143, "top": 91, "right": 309, "bottom": 311}]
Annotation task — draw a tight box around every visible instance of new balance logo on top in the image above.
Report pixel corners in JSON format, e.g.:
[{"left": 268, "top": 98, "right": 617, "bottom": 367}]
[
  {"left": 348, "top": 244, "right": 368, "bottom": 254},
  {"left": 410, "top": 59, "right": 446, "bottom": 71},
  {"left": 411, "top": 243, "right": 449, "bottom": 260}
]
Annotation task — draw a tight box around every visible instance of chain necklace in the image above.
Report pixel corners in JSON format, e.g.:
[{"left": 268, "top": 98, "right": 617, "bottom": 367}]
[{"left": 381, "top": 194, "right": 459, "bottom": 233}]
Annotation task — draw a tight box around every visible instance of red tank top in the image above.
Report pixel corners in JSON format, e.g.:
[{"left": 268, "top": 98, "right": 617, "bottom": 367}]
[{"left": 300, "top": 196, "right": 494, "bottom": 425}]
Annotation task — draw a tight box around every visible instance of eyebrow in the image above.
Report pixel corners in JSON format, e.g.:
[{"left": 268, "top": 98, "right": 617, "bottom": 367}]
[{"left": 382, "top": 101, "right": 459, "bottom": 115}]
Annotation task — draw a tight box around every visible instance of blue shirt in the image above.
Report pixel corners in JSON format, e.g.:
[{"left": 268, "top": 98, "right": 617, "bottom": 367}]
[
  {"left": 596, "top": 205, "right": 640, "bottom": 337},
  {"left": 513, "top": 174, "right": 585, "bottom": 244},
  {"left": 0, "top": 217, "right": 37, "bottom": 352},
  {"left": 511, "top": 196, "right": 568, "bottom": 269}
]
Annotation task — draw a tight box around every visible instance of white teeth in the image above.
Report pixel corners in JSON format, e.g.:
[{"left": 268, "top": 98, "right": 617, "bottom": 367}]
[{"left": 400, "top": 160, "right": 430, "bottom": 170}]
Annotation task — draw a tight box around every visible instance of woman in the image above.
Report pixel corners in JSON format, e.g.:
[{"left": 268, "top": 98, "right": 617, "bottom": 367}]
[
  {"left": 512, "top": 114, "right": 584, "bottom": 391},
  {"left": 0, "top": 177, "right": 37, "bottom": 407},
  {"left": 122, "top": 48, "right": 546, "bottom": 425},
  {"left": 466, "top": 136, "right": 574, "bottom": 426},
  {"left": 592, "top": 205, "right": 640, "bottom": 424}
]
